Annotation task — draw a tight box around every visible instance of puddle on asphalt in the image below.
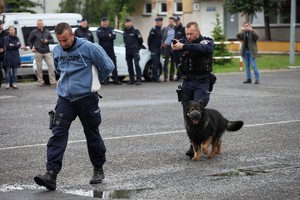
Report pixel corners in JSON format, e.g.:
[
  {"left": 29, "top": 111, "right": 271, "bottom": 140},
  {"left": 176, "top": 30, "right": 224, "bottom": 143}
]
[
  {"left": 63, "top": 188, "right": 151, "bottom": 199},
  {"left": 211, "top": 163, "right": 300, "bottom": 178}
]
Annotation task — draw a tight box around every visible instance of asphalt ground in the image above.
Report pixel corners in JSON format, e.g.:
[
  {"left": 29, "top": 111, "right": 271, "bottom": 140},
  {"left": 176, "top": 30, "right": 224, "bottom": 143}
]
[{"left": 0, "top": 69, "right": 299, "bottom": 200}]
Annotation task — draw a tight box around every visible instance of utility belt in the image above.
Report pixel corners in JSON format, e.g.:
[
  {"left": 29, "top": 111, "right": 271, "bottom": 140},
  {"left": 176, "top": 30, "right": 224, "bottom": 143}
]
[{"left": 182, "top": 74, "right": 209, "bottom": 81}]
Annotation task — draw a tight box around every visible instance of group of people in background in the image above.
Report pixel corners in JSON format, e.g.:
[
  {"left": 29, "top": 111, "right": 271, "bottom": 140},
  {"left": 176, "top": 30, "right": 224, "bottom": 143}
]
[{"left": 0, "top": 21, "right": 21, "bottom": 89}]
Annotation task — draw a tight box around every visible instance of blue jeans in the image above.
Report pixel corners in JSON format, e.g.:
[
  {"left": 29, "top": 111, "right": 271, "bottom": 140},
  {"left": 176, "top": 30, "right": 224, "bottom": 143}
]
[
  {"left": 243, "top": 50, "right": 260, "bottom": 80},
  {"left": 5, "top": 65, "right": 17, "bottom": 84},
  {"left": 47, "top": 94, "right": 106, "bottom": 173}
]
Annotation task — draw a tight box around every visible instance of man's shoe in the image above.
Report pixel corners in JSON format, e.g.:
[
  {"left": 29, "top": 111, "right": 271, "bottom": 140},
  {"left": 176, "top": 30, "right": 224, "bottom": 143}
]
[
  {"left": 90, "top": 167, "right": 105, "bottom": 184},
  {"left": 127, "top": 81, "right": 135, "bottom": 85},
  {"left": 255, "top": 80, "right": 260, "bottom": 84},
  {"left": 136, "top": 81, "right": 142, "bottom": 85},
  {"left": 164, "top": 76, "right": 168, "bottom": 82},
  {"left": 5, "top": 84, "right": 10, "bottom": 89},
  {"left": 243, "top": 79, "right": 251, "bottom": 84},
  {"left": 34, "top": 170, "right": 57, "bottom": 190},
  {"left": 169, "top": 76, "right": 174, "bottom": 81},
  {"left": 185, "top": 145, "right": 194, "bottom": 158},
  {"left": 113, "top": 80, "right": 122, "bottom": 85}
]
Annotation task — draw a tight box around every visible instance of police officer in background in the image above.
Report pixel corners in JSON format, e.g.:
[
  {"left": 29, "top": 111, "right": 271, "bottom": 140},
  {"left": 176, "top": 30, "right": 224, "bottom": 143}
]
[
  {"left": 174, "top": 16, "right": 185, "bottom": 81},
  {"left": 147, "top": 17, "right": 163, "bottom": 82},
  {"left": 97, "top": 17, "right": 121, "bottom": 85},
  {"left": 74, "top": 18, "right": 94, "bottom": 43},
  {"left": 172, "top": 21, "right": 215, "bottom": 158},
  {"left": 123, "top": 18, "right": 143, "bottom": 85}
]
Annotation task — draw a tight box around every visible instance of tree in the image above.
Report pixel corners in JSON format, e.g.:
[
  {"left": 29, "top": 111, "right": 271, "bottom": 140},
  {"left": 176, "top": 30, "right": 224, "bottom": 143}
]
[
  {"left": 58, "top": 0, "right": 138, "bottom": 28},
  {"left": 211, "top": 13, "right": 232, "bottom": 65},
  {"left": 5, "top": 0, "right": 36, "bottom": 13},
  {"left": 224, "top": 0, "right": 289, "bottom": 41}
]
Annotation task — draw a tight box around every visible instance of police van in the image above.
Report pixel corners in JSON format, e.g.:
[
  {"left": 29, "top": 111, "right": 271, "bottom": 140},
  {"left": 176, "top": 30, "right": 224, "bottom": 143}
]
[{"left": 0, "top": 12, "right": 82, "bottom": 76}]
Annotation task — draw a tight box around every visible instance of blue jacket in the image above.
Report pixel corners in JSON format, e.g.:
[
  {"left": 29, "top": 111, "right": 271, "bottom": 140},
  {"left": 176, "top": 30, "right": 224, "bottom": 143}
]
[{"left": 53, "top": 37, "right": 114, "bottom": 102}]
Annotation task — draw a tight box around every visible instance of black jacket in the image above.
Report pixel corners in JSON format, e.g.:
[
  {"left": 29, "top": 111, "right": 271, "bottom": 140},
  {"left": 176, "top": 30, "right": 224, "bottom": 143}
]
[
  {"left": 96, "top": 26, "right": 116, "bottom": 53},
  {"left": 27, "top": 28, "right": 54, "bottom": 54},
  {"left": 74, "top": 26, "right": 94, "bottom": 43}
]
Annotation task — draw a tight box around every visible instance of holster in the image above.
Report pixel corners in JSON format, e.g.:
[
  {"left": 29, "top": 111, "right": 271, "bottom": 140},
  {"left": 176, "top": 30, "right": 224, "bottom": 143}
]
[
  {"left": 176, "top": 85, "right": 183, "bottom": 102},
  {"left": 48, "top": 110, "right": 55, "bottom": 129}
]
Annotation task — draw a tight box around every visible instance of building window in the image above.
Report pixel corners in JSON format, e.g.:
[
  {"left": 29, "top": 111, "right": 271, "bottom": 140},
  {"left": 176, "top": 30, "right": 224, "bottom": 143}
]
[
  {"left": 158, "top": 2, "right": 167, "bottom": 15},
  {"left": 252, "top": 0, "right": 300, "bottom": 25},
  {"left": 174, "top": 2, "right": 183, "bottom": 14},
  {"left": 144, "top": 3, "right": 152, "bottom": 15}
]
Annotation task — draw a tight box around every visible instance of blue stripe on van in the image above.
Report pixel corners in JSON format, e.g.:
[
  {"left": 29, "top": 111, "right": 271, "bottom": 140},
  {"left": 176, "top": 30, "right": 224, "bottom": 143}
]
[{"left": 20, "top": 55, "right": 34, "bottom": 63}]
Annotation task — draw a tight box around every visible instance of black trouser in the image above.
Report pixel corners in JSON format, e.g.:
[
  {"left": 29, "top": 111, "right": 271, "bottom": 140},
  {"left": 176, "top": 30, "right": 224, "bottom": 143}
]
[
  {"left": 126, "top": 49, "right": 142, "bottom": 82},
  {"left": 47, "top": 94, "right": 106, "bottom": 173},
  {"left": 0, "top": 57, "right": 4, "bottom": 85}
]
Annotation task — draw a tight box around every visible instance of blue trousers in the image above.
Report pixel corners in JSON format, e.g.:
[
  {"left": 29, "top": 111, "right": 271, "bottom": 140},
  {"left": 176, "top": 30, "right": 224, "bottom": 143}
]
[
  {"left": 126, "top": 50, "right": 142, "bottom": 82},
  {"left": 151, "top": 52, "right": 161, "bottom": 80},
  {"left": 181, "top": 79, "right": 210, "bottom": 113},
  {"left": 46, "top": 94, "right": 106, "bottom": 173},
  {"left": 244, "top": 50, "right": 260, "bottom": 81}
]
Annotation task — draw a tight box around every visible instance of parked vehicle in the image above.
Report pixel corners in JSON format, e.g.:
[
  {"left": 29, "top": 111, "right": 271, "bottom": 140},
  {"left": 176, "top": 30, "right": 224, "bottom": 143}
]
[
  {"left": 0, "top": 12, "right": 83, "bottom": 76},
  {"left": 33, "top": 27, "right": 163, "bottom": 82}
]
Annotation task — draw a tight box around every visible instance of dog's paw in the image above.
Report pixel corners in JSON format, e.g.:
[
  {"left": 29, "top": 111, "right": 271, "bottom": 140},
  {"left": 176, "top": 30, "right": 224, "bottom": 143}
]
[
  {"left": 202, "top": 148, "right": 209, "bottom": 155},
  {"left": 192, "top": 157, "right": 200, "bottom": 161}
]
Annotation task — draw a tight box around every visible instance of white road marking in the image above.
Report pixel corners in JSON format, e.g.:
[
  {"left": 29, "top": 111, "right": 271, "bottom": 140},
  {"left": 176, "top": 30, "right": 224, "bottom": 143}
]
[{"left": 0, "top": 119, "right": 299, "bottom": 151}]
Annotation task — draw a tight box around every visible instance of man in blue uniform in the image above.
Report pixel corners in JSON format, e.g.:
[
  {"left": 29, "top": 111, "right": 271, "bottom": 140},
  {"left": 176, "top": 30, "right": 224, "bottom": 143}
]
[
  {"left": 97, "top": 17, "right": 122, "bottom": 85},
  {"left": 74, "top": 18, "right": 94, "bottom": 43},
  {"left": 33, "top": 22, "right": 114, "bottom": 190},
  {"left": 172, "top": 21, "right": 215, "bottom": 158},
  {"left": 147, "top": 17, "right": 163, "bottom": 82},
  {"left": 123, "top": 18, "right": 144, "bottom": 85}
]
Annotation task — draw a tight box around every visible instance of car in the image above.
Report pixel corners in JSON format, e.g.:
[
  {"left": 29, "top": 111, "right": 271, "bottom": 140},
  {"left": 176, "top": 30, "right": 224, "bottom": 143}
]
[{"left": 33, "top": 27, "right": 163, "bottom": 83}]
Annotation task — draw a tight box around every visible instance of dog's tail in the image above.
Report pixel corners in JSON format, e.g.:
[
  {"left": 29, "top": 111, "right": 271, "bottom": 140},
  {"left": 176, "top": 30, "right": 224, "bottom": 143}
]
[{"left": 226, "top": 121, "right": 244, "bottom": 131}]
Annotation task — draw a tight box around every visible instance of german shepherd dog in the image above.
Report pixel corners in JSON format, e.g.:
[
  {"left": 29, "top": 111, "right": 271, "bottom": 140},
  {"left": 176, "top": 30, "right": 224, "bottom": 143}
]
[{"left": 185, "top": 100, "right": 244, "bottom": 161}]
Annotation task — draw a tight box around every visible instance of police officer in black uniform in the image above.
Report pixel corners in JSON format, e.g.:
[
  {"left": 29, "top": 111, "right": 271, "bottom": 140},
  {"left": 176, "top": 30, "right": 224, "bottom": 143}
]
[
  {"left": 97, "top": 17, "right": 121, "bottom": 85},
  {"left": 147, "top": 17, "right": 163, "bottom": 82},
  {"left": 123, "top": 18, "right": 143, "bottom": 85},
  {"left": 74, "top": 18, "right": 94, "bottom": 43},
  {"left": 174, "top": 16, "right": 185, "bottom": 81},
  {"left": 172, "top": 21, "right": 216, "bottom": 158}
]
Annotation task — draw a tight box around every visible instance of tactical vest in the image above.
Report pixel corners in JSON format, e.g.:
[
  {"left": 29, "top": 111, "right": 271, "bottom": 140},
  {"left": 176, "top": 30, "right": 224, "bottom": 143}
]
[{"left": 180, "top": 36, "right": 213, "bottom": 76}]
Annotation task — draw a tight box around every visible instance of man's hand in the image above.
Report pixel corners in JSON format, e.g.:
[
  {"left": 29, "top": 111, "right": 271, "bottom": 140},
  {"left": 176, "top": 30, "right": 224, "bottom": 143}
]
[{"left": 171, "top": 40, "right": 184, "bottom": 51}]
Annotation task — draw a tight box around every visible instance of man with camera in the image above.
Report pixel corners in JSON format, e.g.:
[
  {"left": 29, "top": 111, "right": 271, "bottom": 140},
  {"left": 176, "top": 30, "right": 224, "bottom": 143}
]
[
  {"left": 171, "top": 21, "right": 215, "bottom": 158},
  {"left": 28, "top": 19, "right": 56, "bottom": 87}
]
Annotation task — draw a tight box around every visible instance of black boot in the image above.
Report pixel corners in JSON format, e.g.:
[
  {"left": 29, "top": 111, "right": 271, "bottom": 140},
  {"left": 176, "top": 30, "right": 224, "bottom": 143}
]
[
  {"left": 90, "top": 166, "right": 105, "bottom": 184},
  {"left": 243, "top": 79, "right": 251, "bottom": 84},
  {"left": 185, "top": 145, "right": 194, "bottom": 158},
  {"left": 34, "top": 170, "right": 57, "bottom": 190}
]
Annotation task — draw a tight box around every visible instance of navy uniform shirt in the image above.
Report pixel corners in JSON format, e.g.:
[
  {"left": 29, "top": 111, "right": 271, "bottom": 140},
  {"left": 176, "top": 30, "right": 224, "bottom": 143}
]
[
  {"left": 147, "top": 26, "right": 162, "bottom": 53},
  {"left": 96, "top": 26, "right": 116, "bottom": 53}
]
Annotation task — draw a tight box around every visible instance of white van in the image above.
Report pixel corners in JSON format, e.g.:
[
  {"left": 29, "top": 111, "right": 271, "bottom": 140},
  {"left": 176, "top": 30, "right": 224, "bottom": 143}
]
[{"left": 0, "top": 12, "right": 82, "bottom": 76}]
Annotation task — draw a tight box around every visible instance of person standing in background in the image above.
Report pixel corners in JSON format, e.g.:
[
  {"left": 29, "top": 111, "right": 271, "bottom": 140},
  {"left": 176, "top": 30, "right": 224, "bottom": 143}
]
[
  {"left": 174, "top": 16, "right": 185, "bottom": 81},
  {"left": 123, "top": 18, "right": 143, "bottom": 85},
  {"left": 27, "top": 19, "right": 57, "bottom": 87},
  {"left": 236, "top": 22, "right": 260, "bottom": 84},
  {"left": 97, "top": 17, "right": 121, "bottom": 85},
  {"left": 75, "top": 18, "right": 94, "bottom": 43},
  {"left": 147, "top": 17, "right": 163, "bottom": 82},
  {"left": 162, "top": 17, "right": 176, "bottom": 82},
  {"left": 4, "top": 26, "right": 20, "bottom": 89},
  {"left": 0, "top": 20, "right": 7, "bottom": 88}
]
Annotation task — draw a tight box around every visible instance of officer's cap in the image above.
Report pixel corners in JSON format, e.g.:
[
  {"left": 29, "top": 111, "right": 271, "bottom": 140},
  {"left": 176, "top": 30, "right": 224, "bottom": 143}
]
[
  {"left": 125, "top": 18, "right": 132, "bottom": 22},
  {"left": 80, "top": 18, "right": 87, "bottom": 22},
  {"left": 155, "top": 17, "right": 163, "bottom": 22},
  {"left": 101, "top": 17, "right": 108, "bottom": 21},
  {"left": 174, "top": 16, "right": 180, "bottom": 21}
]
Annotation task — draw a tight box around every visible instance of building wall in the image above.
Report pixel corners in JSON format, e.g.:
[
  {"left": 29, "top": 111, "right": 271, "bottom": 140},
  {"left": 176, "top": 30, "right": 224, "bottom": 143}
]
[{"left": 130, "top": 0, "right": 224, "bottom": 42}]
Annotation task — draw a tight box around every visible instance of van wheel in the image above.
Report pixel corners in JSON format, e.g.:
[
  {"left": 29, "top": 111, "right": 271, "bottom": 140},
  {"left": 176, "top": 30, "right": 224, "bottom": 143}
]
[{"left": 143, "top": 62, "right": 162, "bottom": 81}]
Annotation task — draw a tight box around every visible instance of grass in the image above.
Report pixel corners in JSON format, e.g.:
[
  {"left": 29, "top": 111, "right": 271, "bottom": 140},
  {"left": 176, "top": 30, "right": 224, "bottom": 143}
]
[{"left": 213, "top": 54, "right": 300, "bottom": 73}]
